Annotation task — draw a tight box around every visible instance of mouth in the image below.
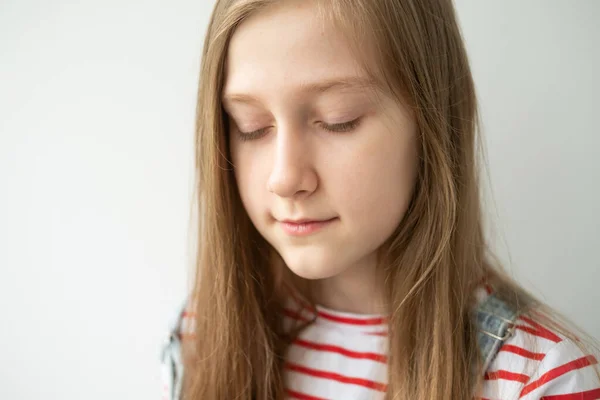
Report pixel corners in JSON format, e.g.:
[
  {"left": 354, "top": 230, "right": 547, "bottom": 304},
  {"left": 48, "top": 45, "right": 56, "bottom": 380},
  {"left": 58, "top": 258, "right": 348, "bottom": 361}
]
[{"left": 278, "top": 217, "right": 337, "bottom": 236}]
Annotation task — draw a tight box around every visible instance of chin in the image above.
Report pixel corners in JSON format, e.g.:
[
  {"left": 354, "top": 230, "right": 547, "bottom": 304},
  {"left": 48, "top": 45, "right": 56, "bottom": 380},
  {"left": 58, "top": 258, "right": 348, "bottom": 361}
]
[
  {"left": 288, "top": 266, "right": 328, "bottom": 280},
  {"left": 283, "top": 257, "right": 345, "bottom": 281}
]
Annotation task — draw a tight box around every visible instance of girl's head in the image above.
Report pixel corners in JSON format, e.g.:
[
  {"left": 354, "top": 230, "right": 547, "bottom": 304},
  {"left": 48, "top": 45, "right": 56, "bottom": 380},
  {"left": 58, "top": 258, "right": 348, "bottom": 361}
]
[
  {"left": 199, "top": 0, "right": 479, "bottom": 286},
  {"left": 224, "top": 1, "right": 421, "bottom": 282},
  {"left": 187, "top": 0, "right": 525, "bottom": 399}
]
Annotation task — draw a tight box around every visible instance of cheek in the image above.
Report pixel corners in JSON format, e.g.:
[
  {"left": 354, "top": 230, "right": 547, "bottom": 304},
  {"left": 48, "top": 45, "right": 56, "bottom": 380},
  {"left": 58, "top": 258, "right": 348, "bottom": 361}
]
[{"left": 334, "top": 134, "right": 418, "bottom": 229}]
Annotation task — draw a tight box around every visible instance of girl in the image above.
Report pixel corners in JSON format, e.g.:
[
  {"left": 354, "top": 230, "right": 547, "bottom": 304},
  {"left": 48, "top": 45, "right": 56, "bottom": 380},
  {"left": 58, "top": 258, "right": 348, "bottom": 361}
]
[{"left": 162, "top": 0, "right": 600, "bottom": 399}]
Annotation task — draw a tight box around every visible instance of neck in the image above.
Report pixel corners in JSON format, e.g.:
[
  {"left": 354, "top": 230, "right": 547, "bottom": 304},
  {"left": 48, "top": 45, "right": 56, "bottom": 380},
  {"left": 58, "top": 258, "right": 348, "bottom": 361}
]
[{"left": 309, "top": 253, "right": 387, "bottom": 315}]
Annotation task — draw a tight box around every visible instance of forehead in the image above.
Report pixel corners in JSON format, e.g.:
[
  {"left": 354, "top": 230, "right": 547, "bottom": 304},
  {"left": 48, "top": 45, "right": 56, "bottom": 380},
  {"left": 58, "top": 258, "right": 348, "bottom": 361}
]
[{"left": 222, "top": 1, "right": 377, "bottom": 104}]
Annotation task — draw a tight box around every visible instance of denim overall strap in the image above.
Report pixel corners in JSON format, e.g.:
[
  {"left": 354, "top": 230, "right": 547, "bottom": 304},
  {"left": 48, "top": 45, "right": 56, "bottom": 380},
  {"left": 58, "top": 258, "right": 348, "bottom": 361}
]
[
  {"left": 474, "top": 293, "right": 519, "bottom": 372},
  {"left": 161, "top": 302, "right": 186, "bottom": 400}
]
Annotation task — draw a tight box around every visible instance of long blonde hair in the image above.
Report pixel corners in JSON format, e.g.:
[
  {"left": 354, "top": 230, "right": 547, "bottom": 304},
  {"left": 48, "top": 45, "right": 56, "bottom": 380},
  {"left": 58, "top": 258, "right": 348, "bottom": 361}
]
[{"left": 182, "top": 0, "right": 599, "bottom": 399}]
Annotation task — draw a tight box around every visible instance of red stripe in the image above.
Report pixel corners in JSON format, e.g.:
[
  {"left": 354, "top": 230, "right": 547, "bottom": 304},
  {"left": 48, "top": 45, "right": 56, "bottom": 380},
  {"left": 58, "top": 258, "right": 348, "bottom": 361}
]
[
  {"left": 516, "top": 325, "right": 561, "bottom": 343},
  {"left": 283, "top": 308, "right": 312, "bottom": 322},
  {"left": 520, "top": 355, "right": 598, "bottom": 398},
  {"left": 316, "top": 309, "right": 386, "bottom": 326},
  {"left": 484, "top": 284, "right": 494, "bottom": 295},
  {"left": 284, "top": 362, "right": 387, "bottom": 392},
  {"left": 518, "top": 317, "right": 562, "bottom": 343},
  {"left": 528, "top": 311, "right": 582, "bottom": 343},
  {"left": 182, "top": 311, "right": 195, "bottom": 317},
  {"left": 365, "top": 331, "right": 388, "bottom": 337},
  {"left": 540, "top": 388, "right": 600, "bottom": 400},
  {"left": 285, "top": 389, "right": 328, "bottom": 400},
  {"left": 293, "top": 338, "right": 387, "bottom": 363},
  {"left": 484, "top": 370, "right": 530, "bottom": 384},
  {"left": 282, "top": 282, "right": 386, "bottom": 326},
  {"left": 500, "top": 344, "right": 546, "bottom": 361}
]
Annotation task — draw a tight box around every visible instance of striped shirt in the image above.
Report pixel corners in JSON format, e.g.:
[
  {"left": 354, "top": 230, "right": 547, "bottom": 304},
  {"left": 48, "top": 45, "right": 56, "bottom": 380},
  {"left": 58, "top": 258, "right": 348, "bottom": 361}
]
[{"left": 163, "top": 286, "right": 600, "bottom": 399}]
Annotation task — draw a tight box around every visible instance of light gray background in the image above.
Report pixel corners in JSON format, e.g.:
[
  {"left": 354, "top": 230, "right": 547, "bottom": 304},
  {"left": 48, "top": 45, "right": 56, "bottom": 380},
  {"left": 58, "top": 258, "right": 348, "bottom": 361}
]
[{"left": 0, "top": 1, "right": 598, "bottom": 399}]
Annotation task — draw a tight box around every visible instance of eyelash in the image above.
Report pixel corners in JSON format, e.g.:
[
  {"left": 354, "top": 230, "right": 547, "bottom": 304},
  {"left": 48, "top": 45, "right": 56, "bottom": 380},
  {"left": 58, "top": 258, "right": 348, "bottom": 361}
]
[
  {"left": 323, "top": 118, "right": 361, "bottom": 133},
  {"left": 237, "top": 118, "right": 361, "bottom": 141}
]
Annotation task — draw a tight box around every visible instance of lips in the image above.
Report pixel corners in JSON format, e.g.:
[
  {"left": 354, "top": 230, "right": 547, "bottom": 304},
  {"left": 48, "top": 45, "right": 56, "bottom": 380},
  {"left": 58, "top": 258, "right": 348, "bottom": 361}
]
[
  {"left": 281, "top": 218, "right": 330, "bottom": 224},
  {"left": 278, "top": 217, "right": 336, "bottom": 236}
]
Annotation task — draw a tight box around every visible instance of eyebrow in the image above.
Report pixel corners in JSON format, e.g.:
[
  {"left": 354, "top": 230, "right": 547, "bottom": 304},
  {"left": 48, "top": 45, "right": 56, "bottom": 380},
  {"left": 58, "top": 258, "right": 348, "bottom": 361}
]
[{"left": 222, "top": 76, "right": 379, "bottom": 106}]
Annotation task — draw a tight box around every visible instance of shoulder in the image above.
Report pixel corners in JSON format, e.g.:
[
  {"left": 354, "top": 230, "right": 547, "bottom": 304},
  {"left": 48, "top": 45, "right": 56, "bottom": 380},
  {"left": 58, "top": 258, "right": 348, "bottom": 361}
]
[{"left": 481, "top": 313, "right": 600, "bottom": 399}]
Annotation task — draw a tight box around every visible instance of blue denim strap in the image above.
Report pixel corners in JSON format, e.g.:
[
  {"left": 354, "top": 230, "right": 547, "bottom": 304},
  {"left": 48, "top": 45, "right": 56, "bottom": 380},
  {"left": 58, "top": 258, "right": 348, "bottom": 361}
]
[
  {"left": 474, "top": 293, "right": 519, "bottom": 372},
  {"left": 161, "top": 302, "right": 186, "bottom": 400}
]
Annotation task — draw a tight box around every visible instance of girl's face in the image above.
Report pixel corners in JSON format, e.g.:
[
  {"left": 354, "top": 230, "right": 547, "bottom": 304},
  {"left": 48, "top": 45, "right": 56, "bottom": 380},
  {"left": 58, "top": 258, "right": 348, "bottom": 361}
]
[{"left": 223, "top": 1, "right": 419, "bottom": 281}]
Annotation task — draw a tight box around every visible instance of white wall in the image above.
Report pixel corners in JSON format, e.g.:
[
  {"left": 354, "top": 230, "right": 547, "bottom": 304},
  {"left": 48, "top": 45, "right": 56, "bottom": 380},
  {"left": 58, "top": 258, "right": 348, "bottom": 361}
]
[
  {"left": 0, "top": 1, "right": 597, "bottom": 399},
  {"left": 456, "top": 0, "right": 600, "bottom": 338}
]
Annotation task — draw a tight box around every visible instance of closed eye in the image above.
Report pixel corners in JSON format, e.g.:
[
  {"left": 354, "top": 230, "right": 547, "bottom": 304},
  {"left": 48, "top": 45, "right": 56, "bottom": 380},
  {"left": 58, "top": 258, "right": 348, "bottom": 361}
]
[
  {"left": 320, "top": 117, "right": 361, "bottom": 133},
  {"left": 236, "top": 126, "right": 270, "bottom": 141},
  {"left": 235, "top": 117, "right": 362, "bottom": 141}
]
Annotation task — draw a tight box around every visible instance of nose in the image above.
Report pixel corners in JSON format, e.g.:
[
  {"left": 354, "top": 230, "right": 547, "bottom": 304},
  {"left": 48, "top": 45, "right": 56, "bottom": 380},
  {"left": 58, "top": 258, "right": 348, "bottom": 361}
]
[{"left": 267, "top": 125, "right": 318, "bottom": 199}]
